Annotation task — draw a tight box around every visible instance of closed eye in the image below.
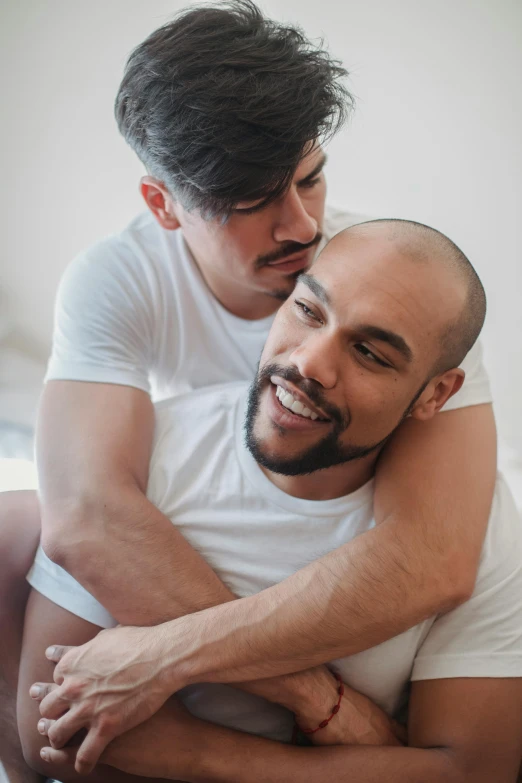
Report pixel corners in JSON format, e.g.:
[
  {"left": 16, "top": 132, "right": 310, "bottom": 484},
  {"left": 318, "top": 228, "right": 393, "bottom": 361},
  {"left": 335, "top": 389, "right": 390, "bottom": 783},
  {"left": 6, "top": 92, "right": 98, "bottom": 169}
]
[
  {"left": 298, "top": 177, "right": 321, "bottom": 190},
  {"left": 355, "top": 344, "right": 392, "bottom": 368},
  {"left": 294, "top": 299, "right": 323, "bottom": 323}
]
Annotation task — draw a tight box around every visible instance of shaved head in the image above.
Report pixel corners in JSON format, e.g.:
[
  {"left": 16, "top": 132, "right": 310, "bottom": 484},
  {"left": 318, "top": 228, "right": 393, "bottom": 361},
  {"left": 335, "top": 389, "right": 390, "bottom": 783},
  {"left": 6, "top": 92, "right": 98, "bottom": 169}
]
[{"left": 334, "top": 219, "right": 486, "bottom": 375}]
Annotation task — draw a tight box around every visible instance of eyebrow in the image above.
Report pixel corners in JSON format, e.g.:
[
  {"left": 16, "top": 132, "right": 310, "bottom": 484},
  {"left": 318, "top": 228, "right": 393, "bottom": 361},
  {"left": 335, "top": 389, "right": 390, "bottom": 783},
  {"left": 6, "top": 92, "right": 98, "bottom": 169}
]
[
  {"left": 297, "top": 273, "right": 331, "bottom": 306},
  {"left": 296, "top": 153, "right": 328, "bottom": 186},
  {"left": 297, "top": 274, "right": 413, "bottom": 363},
  {"left": 352, "top": 324, "right": 413, "bottom": 363}
]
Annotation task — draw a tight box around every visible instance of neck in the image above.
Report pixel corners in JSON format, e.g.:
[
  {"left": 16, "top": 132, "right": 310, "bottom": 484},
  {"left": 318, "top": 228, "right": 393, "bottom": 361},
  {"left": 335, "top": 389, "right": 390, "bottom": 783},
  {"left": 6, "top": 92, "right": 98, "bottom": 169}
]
[
  {"left": 262, "top": 452, "right": 379, "bottom": 501},
  {"left": 211, "top": 283, "right": 282, "bottom": 321}
]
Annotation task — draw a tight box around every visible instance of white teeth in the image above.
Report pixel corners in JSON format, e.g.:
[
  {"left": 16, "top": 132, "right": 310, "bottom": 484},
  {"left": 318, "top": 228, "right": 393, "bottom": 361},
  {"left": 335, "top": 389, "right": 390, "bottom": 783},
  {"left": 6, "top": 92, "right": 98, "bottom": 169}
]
[{"left": 275, "top": 385, "right": 321, "bottom": 421}]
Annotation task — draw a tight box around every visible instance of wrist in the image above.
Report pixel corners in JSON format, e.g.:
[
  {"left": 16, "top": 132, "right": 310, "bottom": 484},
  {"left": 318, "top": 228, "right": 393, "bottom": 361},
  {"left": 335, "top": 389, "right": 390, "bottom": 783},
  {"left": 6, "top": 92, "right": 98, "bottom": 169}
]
[
  {"left": 156, "top": 614, "right": 206, "bottom": 694},
  {"left": 288, "top": 666, "right": 340, "bottom": 724}
]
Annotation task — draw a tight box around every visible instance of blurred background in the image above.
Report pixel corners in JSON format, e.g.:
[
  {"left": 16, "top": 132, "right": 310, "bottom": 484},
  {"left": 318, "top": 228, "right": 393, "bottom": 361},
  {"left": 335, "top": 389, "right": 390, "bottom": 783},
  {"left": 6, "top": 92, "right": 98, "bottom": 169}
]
[{"left": 0, "top": 0, "right": 521, "bottom": 501}]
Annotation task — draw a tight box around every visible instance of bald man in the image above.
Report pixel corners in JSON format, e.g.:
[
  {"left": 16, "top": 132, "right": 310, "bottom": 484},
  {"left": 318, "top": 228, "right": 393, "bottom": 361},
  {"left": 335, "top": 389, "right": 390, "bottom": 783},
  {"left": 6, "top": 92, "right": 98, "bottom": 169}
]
[{"left": 20, "top": 221, "right": 522, "bottom": 782}]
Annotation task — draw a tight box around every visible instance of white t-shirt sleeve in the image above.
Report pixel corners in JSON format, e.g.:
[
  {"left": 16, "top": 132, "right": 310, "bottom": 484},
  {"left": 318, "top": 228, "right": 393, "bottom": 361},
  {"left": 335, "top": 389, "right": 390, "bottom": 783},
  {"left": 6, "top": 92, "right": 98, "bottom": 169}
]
[
  {"left": 412, "top": 476, "right": 522, "bottom": 681},
  {"left": 46, "top": 244, "right": 155, "bottom": 394},
  {"left": 26, "top": 545, "right": 117, "bottom": 629},
  {"left": 440, "top": 338, "right": 492, "bottom": 412}
]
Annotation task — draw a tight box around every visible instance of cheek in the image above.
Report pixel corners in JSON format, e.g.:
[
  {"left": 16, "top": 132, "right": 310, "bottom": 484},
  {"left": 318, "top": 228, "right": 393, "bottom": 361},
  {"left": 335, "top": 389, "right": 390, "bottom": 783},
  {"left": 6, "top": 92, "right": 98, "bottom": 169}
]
[
  {"left": 225, "top": 216, "right": 273, "bottom": 262},
  {"left": 262, "top": 309, "right": 305, "bottom": 361},
  {"left": 303, "top": 180, "right": 327, "bottom": 220},
  {"left": 341, "top": 372, "right": 410, "bottom": 428}
]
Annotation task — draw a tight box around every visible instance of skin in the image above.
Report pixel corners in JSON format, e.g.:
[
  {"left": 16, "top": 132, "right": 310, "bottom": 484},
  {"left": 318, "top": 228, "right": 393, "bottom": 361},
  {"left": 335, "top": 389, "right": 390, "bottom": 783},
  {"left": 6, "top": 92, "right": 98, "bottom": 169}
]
[
  {"left": 25, "top": 226, "right": 509, "bottom": 779},
  {"left": 0, "top": 148, "right": 497, "bottom": 775},
  {"left": 142, "top": 145, "right": 328, "bottom": 320},
  {"left": 21, "top": 594, "right": 522, "bottom": 783},
  {"left": 20, "top": 227, "right": 522, "bottom": 781},
  {"left": 249, "top": 228, "right": 466, "bottom": 500}
]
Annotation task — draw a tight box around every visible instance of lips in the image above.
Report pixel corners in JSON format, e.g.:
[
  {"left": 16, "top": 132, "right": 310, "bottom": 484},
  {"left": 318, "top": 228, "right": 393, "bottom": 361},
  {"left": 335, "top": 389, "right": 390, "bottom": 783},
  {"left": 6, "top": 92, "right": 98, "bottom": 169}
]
[
  {"left": 265, "top": 253, "right": 310, "bottom": 274},
  {"left": 270, "top": 375, "right": 330, "bottom": 421}
]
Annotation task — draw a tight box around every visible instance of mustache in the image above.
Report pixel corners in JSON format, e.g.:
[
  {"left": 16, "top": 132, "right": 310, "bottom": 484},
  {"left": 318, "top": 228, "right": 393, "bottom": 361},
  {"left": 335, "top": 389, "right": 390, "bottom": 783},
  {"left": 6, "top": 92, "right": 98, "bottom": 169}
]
[
  {"left": 254, "top": 233, "right": 323, "bottom": 270},
  {"left": 259, "top": 362, "right": 349, "bottom": 429}
]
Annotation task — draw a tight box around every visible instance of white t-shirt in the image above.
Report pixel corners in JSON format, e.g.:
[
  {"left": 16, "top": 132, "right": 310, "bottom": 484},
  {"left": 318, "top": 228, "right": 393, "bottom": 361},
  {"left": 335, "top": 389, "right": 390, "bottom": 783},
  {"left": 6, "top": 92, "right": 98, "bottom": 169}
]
[
  {"left": 46, "top": 206, "right": 491, "bottom": 409},
  {"left": 28, "top": 383, "right": 522, "bottom": 742}
]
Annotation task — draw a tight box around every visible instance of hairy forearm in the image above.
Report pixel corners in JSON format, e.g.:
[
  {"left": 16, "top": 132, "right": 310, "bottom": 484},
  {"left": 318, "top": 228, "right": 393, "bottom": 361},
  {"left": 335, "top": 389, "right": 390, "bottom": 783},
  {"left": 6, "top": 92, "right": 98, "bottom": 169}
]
[
  {"left": 43, "top": 484, "right": 342, "bottom": 718},
  {"left": 156, "top": 408, "right": 497, "bottom": 687},
  {"left": 159, "top": 517, "right": 461, "bottom": 688}
]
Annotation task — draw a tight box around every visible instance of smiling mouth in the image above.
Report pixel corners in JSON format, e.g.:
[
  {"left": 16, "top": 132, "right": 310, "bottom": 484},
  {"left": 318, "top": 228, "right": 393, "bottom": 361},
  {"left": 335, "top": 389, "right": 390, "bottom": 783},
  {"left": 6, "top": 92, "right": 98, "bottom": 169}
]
[{"left": 274, "top": 383, "right": 330, "bottom": 422}]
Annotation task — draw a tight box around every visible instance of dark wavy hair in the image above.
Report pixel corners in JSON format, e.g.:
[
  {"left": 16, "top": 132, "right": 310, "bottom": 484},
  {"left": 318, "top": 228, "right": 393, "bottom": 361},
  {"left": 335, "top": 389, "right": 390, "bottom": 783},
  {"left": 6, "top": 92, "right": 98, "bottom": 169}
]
[{"left": 115, "top": 0, "right": 353, "bottom": 219}]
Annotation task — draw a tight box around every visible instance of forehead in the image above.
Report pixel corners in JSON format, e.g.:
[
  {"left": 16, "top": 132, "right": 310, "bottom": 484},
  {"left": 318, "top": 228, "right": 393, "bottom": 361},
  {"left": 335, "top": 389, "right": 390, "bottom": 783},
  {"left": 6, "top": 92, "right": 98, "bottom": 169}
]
[{"left": 304, "top": 233, "right": 464, "bottom": 355}]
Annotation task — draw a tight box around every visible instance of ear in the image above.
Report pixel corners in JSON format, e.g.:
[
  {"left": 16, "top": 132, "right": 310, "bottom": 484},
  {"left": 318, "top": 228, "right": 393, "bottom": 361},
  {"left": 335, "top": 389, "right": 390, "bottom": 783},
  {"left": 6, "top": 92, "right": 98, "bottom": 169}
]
[
  {"left": 410, "top": 369, "right": 465, "bottom": 421},
  {"left": 140, "top": 176, "right": 181, "bottom": 230}
]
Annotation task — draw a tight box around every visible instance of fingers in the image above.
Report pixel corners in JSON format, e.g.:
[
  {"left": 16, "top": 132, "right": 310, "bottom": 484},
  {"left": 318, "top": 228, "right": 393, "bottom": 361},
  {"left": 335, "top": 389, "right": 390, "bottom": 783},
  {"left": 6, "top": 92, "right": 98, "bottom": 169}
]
[
  {"left": 74, "top": 729, "right": 113, "bottom": 776},
  {"left": 40, "top": 744, "right": 78, "bottom": 768},
  {"left": 38, "top": 686, "right": 71, "bottom": 720},
  {"left": 37, "top": 715, "right": 113, "bottom": 774},
  {"left": 46, "top": 644, "right": 74, "bottom": 664},
  {"left": 37, "top": 717, "right": 54, "bottom": 735},
  {"left": 38, "top": 711, "right": 84, "bottom": 749},
  {"left": 29, "top": 682, "right": 57, "bottom": 702}
]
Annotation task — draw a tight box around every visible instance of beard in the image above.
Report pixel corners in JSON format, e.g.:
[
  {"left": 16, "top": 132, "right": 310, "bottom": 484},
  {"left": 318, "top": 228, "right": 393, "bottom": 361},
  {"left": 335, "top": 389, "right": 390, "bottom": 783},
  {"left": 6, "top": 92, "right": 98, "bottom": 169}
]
[{"left": 244, "top": 363, "right": 427, "bottom": 477}]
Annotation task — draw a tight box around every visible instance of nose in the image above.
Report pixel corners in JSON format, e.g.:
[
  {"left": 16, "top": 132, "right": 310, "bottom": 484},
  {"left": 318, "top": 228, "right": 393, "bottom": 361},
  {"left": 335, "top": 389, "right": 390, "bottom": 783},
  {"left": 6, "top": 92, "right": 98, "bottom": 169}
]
[
  {"left": 272, "top": 187, "right": 318, "bottom": 246},
  {"left": 289, "top": 331, "right": 339, "bottom": 391}
]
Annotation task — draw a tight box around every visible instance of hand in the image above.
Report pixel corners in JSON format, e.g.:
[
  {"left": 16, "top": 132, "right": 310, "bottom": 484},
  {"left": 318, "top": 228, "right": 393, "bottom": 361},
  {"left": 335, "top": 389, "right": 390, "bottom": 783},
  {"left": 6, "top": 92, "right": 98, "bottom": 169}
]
[
  {"left": 37, "top": 697, "right": 198, "bottom": 780},
  {"left": 30, "top": 624, "right": 174, "bottom": 775}
]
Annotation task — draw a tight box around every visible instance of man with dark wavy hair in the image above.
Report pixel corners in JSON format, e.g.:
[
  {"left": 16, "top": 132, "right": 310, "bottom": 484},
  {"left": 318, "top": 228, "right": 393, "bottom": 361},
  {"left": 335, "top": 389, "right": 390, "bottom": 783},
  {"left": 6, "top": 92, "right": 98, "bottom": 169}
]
[{"left": 0, "top": 3, "right": 497, "bottom": 781}]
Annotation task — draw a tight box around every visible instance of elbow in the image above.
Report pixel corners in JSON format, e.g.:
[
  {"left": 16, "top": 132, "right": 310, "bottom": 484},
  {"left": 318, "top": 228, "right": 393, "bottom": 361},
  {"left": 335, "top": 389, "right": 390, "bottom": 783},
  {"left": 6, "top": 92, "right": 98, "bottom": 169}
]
[
  {"left": 425, "top": 570, "right": 475, "bottom": 617},
  {"left": 444, "top": 581, "right": 475, "bottom": 611},
  {"left": 40, "top": 495, "right": 102, "bottom": 573},
  {"left": 436, "top": 559, "right": 476, "bottom": 611}
]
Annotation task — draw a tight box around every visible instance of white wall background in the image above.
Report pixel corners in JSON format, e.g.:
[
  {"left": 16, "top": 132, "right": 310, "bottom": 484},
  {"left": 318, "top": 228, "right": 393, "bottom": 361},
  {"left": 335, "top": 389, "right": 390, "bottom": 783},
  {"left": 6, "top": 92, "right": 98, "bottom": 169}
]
[{"left": 1, "top": 0, "right": 521, "bottom": 453}]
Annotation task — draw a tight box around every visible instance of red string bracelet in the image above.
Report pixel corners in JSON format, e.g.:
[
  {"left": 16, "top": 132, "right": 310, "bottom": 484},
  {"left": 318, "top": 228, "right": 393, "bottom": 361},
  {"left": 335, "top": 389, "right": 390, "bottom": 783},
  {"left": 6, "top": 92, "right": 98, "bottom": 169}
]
[{"left": 292, "top": 673, "right": 344, "bottom": 744}]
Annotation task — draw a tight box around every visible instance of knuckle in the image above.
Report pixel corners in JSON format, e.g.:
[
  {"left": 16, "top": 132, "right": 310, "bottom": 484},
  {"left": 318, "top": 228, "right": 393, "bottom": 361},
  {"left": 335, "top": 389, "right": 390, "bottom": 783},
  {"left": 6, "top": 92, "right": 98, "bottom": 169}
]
[
  {"left": 98, "top": 715, "right": 119, "bottom": 737},
  {"left": 64, "top": 680, "right": 82, "bottom": 700},
  {"left": 48, "top": 726, "right": 62, "bottom": 748},
  {"left": 98, "top": 721, "right": 113, "bottom": 737},
  {"left": 53, "top": 667, "right": 64, "bottom": 685},
  {"left": 76, "top": 751, "right": 93, "bottom": 770}
]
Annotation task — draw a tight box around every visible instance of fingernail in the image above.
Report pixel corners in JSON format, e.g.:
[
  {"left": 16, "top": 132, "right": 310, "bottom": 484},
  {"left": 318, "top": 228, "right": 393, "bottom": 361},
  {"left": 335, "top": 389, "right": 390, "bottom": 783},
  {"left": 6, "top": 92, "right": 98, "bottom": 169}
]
[
  {"left": 30, "top": 685, "right": 41, "bottom": 698},
  {"left": 45, "top": 646, "right": 56, "bottom": 658},
  {"left": 38, "top": 720, "right": 46, "bottom": 734},
  {"left": 40, "top": 748, "right": 49, "bottom": 761}
]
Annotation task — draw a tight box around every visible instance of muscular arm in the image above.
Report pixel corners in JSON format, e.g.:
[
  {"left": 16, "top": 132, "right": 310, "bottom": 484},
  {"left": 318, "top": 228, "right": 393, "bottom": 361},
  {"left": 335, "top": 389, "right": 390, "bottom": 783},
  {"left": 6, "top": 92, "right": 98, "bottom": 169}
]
[
  {"left": 38, "top": 381, "right": 235, "bottom": 625},
  {"left": 166, "top": 679, "right": 522, "bottom": 783},
  {"left": 42, "top": 376, "right": 495, "bottom": 658},
  {"left": 36, "top": 380, "right": 341, "bottom": 716},
  {"left": 39, "top": 387, "right": 496, "bottom": 686},
  {"left": 35, "top": 395, "right": 500, "bottom": 770},
  {"left": 42, "top": 678, "right": 522, "bottom": 782},
  {"left": 148, "top": 404, "right": 496, "bottom": 686}
]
